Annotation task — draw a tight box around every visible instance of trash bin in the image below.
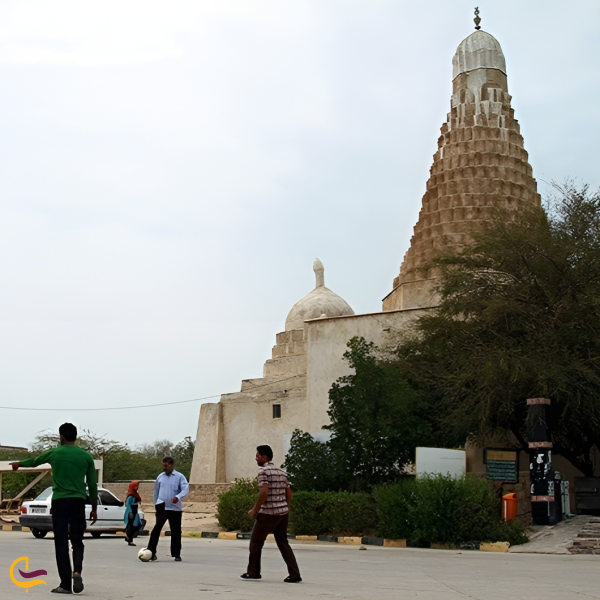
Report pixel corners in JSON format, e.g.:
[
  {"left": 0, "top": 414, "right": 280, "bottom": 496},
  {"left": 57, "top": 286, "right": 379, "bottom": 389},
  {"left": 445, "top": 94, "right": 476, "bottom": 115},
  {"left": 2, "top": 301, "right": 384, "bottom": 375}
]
[{"left": 502, "top": 493, "right": 518, "bottom": 521}]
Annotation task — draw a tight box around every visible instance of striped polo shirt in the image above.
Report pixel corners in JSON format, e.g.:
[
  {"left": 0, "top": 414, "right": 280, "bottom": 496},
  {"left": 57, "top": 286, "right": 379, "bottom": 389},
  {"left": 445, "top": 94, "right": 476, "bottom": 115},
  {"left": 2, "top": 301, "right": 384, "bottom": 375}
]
[{"left": 257, "top": 463, "right": 290, "bottom": 515}]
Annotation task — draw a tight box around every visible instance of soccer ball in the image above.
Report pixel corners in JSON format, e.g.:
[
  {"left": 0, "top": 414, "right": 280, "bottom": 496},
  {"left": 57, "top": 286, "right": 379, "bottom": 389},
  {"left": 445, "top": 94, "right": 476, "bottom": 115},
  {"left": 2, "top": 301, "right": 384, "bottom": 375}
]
[{"left": 138, "top": 548, "right": 153, "bottom": 562}]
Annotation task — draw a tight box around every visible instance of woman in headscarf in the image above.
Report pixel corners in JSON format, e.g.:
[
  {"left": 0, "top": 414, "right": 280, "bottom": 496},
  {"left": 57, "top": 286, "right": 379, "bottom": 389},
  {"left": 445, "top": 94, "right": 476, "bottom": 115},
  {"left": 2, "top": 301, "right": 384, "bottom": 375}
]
[{"left": 123, "top": 481, "right": 143, "bottom": 546}]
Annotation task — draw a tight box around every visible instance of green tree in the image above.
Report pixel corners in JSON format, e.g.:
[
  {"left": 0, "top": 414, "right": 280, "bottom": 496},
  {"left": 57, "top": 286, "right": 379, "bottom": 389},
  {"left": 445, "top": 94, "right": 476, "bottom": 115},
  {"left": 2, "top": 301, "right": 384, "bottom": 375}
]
[
  {"left": 283, "top": 430, "right": 345, "bottom": 491},
  {"left": 398, "top": 183, "right": 600, "bottom": 475},
  {"left": 29, "top": 431, "right": 195, "bottom": 481},
  {"left": 0, "top": 448, "right": 51, "bottom": 500},
  {"left": 326, "top": 337, "right": 431, "bottom": 490}
]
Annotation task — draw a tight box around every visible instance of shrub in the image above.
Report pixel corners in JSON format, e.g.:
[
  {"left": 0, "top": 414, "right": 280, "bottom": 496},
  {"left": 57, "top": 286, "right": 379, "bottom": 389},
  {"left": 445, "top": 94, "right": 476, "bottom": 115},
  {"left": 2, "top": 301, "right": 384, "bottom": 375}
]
[
  {"left": 289, "top": 491, "right": 377, "bottom": 536},
  {"left": 216, "top": 479, "right": 258, "bottom": 532},
  {"left": 374, "top": 474, "right": 527, "bottom": 546}
]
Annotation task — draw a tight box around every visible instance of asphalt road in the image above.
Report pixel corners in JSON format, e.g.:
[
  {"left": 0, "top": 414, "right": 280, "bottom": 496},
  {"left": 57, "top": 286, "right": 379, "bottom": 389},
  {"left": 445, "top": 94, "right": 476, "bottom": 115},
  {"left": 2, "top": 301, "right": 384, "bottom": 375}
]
[{"left": 2, "top": 531, "right": 599, "bottom": 599}]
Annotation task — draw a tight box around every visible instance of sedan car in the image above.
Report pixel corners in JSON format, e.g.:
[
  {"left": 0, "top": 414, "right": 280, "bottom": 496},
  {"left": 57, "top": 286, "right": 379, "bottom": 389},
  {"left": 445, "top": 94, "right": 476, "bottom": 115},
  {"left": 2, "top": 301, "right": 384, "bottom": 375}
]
[{"left": 20, "top": 487, "right": 145, "bottom": 539}]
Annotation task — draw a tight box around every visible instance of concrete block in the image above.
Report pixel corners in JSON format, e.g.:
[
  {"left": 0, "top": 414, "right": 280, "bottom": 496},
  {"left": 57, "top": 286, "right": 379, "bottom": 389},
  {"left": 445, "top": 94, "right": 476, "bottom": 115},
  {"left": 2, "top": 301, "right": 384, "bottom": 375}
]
[
  {"left": 337, "top": 536, "right": 362, "bottom": 545},
  {"left": 295, "top": 535, "right": 317, "bottom": 541},
  {"left": 201, "top": 531, "right": 219, "bottom": 538},
  {"left": 317, "top": 535, "right": 338, "bottom": 543},
  {"left": 431, "top": 542, "right": 458, "bottom": 550},
  {"left": 383, "top": 539, "right": 407, "bottom": 548},
  {"left": 218, "top": 532, "right": 238, "bottom": 540},
  {"left": 480, "top": 541, "right": 510, "bottom": 553},
  {"left": 361, "top": 537, "right": 383, "bottom": 546}
]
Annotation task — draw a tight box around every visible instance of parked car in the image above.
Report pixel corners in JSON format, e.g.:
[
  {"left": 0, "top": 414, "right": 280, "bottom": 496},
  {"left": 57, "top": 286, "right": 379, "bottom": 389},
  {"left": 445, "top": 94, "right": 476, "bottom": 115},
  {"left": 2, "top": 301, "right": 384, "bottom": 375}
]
[{"left": 20, "top": 487, "right": 145, "bottom": 539}]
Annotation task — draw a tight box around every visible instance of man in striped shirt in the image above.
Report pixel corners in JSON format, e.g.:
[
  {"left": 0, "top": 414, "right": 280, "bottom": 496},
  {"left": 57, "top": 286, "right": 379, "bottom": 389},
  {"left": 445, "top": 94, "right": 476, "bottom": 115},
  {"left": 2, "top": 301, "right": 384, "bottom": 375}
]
[{"left": 241, "top": 445, "right": 302, "bottom": 583}]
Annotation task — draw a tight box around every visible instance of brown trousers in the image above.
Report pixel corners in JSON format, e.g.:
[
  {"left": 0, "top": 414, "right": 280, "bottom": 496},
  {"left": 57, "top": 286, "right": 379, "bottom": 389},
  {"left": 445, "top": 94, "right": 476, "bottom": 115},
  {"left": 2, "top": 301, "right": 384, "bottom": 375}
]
[{"left": 247, "top": 512, "right": 300, "bottom": 578}]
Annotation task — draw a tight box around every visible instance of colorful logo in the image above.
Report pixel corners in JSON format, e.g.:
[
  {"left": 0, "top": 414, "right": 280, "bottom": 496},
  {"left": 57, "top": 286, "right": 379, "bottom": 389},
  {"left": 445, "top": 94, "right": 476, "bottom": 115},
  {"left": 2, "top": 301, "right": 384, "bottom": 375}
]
[{"left": 9, "top": 557, "right": 47, "bottom": 593}]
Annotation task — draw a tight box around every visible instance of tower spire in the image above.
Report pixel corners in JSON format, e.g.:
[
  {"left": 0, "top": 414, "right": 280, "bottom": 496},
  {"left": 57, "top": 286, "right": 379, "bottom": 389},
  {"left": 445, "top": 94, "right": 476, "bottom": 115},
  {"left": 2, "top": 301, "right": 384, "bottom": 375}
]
[{"left": 474, "top": 7, "right": 481, "bottom": 30}]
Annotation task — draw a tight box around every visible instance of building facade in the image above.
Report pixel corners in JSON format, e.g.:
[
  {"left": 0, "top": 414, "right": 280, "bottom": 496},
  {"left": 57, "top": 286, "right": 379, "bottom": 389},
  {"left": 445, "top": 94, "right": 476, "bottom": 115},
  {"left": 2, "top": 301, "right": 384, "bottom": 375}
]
[{"left": 190, "top": 24, "right": 541, "bottom": 484}]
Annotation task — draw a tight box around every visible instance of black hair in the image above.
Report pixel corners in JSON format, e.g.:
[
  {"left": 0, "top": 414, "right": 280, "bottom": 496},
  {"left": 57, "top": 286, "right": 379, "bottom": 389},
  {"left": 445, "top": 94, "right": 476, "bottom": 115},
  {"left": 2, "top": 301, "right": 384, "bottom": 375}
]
[
  {"left": 59, "top": 423, "right": 78, "bottom": 442},
  {"left": 256, "top": 445, "right": 273, "bottom": 461},
  {"left": 163, "top": 456, "right": 175, "bottom": 465}
]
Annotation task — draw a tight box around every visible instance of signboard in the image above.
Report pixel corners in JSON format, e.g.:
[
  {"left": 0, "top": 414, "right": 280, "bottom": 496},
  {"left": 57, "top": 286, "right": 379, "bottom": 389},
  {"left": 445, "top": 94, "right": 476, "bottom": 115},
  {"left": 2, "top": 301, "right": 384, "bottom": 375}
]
[
  {"left": 485, "top": 449, "right": 518, "bottom": 483},
  {"left": 416, "top": 447, "right": 466, "bottom": 479}
]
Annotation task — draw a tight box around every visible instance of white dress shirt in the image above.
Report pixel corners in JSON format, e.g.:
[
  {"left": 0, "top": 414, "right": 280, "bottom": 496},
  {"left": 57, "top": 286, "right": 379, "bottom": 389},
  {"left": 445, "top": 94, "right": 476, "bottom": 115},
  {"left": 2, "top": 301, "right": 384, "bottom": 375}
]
[{"left": 153, "top": 470, "right": 189, "bottom": 512}]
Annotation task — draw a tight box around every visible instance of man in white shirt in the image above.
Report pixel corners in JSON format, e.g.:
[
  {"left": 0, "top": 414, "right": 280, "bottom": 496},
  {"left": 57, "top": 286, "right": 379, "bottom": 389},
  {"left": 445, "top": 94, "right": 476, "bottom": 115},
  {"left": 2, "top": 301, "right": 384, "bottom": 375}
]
[{"left": 147, "top": 456, "right": 189, "bottom": 562}]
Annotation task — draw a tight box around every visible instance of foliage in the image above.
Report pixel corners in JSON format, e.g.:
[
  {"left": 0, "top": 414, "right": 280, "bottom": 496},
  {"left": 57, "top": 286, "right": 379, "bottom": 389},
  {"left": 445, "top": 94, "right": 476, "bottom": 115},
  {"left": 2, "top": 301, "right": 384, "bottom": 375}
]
[
  {"left": 216, "top": 479, "right": 258, "bottom": 532},
  {"left": 374, "top": 475, "right": 527, "bottom": 546},
  {"left": 282, "top": 430, "right": 346, "bottom": 492},
  {"left": 216, "top": 475, "right": 526, "bottom": 545},
  {"left": 284, "top": 338, "right": 431, "bottom": 491},
  {"left": 0, "top": 448, "right": 51, "bottom": 501},
  {"left": 397, "top": 183, "right": 600, "bottom": 475},
  {"left": 288, "top": 491, "right": 377, "bottom": 536},
  {"left": 326, "top": 337, "right": 432, "bottom": 490},
  {"left": 23, "top": 431, "right": 195, "bottom": 486}
]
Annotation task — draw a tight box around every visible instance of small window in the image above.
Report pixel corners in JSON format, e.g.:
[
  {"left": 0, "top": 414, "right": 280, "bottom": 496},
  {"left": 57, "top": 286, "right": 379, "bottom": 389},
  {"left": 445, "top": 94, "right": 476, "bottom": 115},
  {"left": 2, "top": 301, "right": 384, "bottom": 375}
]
[{"left": 273, "top": 404, "right": 282, "bottom": 419}]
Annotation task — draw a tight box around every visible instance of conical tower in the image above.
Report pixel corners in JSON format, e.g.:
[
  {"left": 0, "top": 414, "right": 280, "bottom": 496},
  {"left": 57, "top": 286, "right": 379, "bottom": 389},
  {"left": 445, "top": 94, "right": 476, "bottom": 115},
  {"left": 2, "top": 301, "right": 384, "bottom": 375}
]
[{"left": 383, "top": 22, "right": 541, "bottom": 311}]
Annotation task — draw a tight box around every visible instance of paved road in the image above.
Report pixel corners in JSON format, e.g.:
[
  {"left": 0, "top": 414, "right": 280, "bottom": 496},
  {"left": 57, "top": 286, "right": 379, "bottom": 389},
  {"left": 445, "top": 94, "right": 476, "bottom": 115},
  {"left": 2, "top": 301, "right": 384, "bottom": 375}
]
[{"left": 1, "top": 531, "right": 599, "bottom": 599}]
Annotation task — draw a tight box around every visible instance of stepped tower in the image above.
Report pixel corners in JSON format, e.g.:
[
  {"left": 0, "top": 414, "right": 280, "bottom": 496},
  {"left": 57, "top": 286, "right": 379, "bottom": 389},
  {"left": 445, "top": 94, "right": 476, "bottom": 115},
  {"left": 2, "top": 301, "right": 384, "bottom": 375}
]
[{"left": 383, "top": 18, "right": 541, "bottom": 311}]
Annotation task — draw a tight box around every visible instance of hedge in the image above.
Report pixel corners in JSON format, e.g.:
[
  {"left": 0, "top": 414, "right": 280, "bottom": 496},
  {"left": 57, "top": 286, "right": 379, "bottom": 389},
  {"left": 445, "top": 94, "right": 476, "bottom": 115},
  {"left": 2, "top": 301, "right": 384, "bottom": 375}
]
[
  {"left": 217, "top": 474, "right": 528, "bottom": 546},
  {"left": 217, "top": 482, "right": 377, "bottom": 535},
  {"left": 288, "top": 491, "right": 377, "bottom": 536},
  {"left": 216, "top": 479, "right": 258, "bottom": 532},
  {"left": 374, "top": 474, "right": 528, "bottom": 546}
]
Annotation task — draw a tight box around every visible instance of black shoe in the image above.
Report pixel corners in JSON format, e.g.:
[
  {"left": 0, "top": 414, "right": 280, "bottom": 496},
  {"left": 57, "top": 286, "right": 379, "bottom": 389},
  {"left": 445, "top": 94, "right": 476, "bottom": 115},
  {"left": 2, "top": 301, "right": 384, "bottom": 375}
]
[
  {"left": 240, "top": 573, "right": 261, "bottom": 580},
  {"left": 51, "top": 587, "right": 72, "bottom": 594},
  {"left": 174, "top": 557, "right": 182, "bottom": 562},
  {"left": 73, "top": 575, "right": 84, "bottom": 595},
  {"left": 284, "top": 576, "right": 303, "bottom": 583},
  {"left": 150, "top": 554, "right": 158, "bottom": 561}
]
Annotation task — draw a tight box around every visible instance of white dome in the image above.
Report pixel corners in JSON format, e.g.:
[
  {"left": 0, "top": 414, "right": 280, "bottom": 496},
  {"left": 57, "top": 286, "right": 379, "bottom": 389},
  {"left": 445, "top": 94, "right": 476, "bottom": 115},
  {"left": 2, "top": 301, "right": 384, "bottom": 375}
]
[
  {"left": 284, "top": 259, "right": 354, "bottom": 331},
  {"left": 452, "top": 30, "right": 506, "bottom": 79}
]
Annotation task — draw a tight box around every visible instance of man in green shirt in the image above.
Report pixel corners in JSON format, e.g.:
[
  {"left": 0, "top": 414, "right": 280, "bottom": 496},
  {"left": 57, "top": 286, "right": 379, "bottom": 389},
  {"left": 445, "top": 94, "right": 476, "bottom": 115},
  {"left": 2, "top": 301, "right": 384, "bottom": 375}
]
[{"left": 12, "top": 423, "right": 98, "bottom": 595}]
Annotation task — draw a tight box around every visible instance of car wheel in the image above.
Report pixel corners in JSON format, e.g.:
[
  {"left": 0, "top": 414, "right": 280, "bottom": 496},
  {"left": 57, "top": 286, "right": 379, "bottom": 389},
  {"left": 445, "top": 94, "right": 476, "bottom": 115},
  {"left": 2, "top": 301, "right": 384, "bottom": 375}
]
[
  {"left": 31, "top": 528, "right": 48, "bottom": 539},
  {"left": 90, "top": 531, "right": 102, "bottom": 538}
]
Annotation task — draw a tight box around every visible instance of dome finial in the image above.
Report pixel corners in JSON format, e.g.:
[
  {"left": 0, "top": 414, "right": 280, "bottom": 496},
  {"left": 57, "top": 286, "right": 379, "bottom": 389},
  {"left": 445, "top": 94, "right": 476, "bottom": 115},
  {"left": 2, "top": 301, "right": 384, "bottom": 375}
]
[
  {"left": 313, "top": 258, "right": 325, "bottom": 288},
  {"left": 474, "top": 6, "right": 481, "bottom": 30}
]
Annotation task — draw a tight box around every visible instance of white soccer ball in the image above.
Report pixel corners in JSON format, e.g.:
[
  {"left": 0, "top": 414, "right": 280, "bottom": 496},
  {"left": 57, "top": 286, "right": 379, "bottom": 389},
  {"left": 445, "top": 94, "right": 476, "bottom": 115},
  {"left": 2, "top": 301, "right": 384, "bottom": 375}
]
[{"left": 138, "top": 548, "right": 153, "bottom": 562}]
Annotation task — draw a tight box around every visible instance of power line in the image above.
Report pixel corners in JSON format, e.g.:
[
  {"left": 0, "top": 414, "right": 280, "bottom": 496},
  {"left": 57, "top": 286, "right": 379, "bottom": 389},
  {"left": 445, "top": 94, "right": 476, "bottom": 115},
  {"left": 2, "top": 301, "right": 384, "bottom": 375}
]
[
  {"left": 0, "top": 394, "right": 220, "bottom": 412},
  {"left": 0, "top": 375, "right": 300, "bottom": 412}
]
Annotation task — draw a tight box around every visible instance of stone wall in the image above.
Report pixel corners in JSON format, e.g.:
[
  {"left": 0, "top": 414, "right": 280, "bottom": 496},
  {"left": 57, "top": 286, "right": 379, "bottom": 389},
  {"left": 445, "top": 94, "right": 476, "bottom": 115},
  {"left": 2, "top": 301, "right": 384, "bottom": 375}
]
[{"left": 103, "top": 482, "right": 232, "bottom": 504}]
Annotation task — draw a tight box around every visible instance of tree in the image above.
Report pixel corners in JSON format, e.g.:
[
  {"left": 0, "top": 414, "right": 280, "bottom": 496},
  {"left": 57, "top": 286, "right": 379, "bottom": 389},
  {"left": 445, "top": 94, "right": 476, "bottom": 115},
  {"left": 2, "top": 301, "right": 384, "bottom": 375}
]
[
  {"left": 397, "top": 183, "right": 600, "bottom": 475},
  {"left": 285, "top": 337, "right": 431, "bottom": 491},
  {"left": 326, "top": 337, "right": 431, "bottom": 490},
  {"left": 29, "top": 431, "right": 195, "bottom": 481},
  {"left": 282, "top": 430, "right": 345, "bottom": 492}
]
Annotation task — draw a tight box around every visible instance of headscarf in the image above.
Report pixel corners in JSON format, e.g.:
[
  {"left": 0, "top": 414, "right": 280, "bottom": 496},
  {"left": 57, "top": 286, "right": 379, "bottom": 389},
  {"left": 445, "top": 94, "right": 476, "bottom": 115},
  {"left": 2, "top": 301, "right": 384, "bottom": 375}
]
[{"left": 127, "top": 480, "right": 141, "bottom": 502}]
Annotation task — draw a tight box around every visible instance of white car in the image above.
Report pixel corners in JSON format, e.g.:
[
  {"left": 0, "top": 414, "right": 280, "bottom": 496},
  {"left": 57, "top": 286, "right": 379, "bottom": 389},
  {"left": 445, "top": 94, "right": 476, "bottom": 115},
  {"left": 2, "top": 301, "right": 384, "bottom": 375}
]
[{"left": 19, "top": 487, "right": 145, "bottom": 539}]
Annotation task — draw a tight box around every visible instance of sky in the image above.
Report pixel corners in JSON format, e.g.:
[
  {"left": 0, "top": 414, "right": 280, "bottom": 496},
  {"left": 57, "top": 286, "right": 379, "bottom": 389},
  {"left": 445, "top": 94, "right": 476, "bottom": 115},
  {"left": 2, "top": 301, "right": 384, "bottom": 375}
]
[{"left": 1, "top": 0, "right": 599, "bottom": 450}]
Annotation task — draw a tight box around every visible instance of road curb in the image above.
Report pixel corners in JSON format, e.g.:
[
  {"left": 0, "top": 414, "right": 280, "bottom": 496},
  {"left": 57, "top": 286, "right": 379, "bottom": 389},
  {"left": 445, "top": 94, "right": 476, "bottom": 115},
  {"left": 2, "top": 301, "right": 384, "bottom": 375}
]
[{"left": 0, "top": 526, "right": 510, "bottom": 551}]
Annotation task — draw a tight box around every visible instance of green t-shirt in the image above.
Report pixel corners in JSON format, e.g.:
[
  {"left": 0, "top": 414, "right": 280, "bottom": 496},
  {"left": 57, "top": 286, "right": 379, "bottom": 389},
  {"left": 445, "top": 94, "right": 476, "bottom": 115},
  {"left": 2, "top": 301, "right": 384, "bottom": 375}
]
[{"left": 20, "top": 445, "right": 98, "bottom": 502}]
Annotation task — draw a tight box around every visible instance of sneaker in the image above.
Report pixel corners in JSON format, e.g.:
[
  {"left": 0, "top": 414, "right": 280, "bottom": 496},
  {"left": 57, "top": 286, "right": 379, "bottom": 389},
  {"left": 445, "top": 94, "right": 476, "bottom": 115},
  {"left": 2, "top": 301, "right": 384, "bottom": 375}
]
[
  {"left": 240, "top": 573, "right": 261, "bottom": 580},
  {"left": 174, "top": 557, "right": 182, "bottom": 562},
  {"left": 73, "top": 575, "right": 84, "bottom": 595},
  {"left": 284, "top": 576, "right": 303, "bottom": 583},
  {"left": 149, "top": 554, "right": 158, "bottom": 562},
  {"left": 51, "top": 587, "right": 72, "bottom": 594}
]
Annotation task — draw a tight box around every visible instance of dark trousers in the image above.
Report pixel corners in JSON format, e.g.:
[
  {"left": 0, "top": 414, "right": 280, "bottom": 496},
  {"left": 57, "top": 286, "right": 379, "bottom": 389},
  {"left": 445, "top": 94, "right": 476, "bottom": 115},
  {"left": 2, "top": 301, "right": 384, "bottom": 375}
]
[
  {"left": 247, "top": 513, "right": 300, "bottom": 578},
  {"left": 51, "top": 498, "right": 86, "bottom": 592},
  {"left": 147, "top": 504, "right": 182, "bottom": 558}
]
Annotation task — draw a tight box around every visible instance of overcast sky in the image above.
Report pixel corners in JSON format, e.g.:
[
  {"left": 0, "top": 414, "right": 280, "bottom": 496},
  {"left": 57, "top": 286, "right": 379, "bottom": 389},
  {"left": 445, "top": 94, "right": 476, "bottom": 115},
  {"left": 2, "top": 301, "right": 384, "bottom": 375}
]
[{"left": 1, "top": 0, "right": 599, "bottom": 451}]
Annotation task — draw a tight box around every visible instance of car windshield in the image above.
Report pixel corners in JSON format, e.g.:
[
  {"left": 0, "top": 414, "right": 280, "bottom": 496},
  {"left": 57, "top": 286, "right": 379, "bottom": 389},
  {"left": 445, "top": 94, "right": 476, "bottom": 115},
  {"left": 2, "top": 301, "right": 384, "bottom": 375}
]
[{"left": 35, "top": 487, "right": 53, "bottom": 501}]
